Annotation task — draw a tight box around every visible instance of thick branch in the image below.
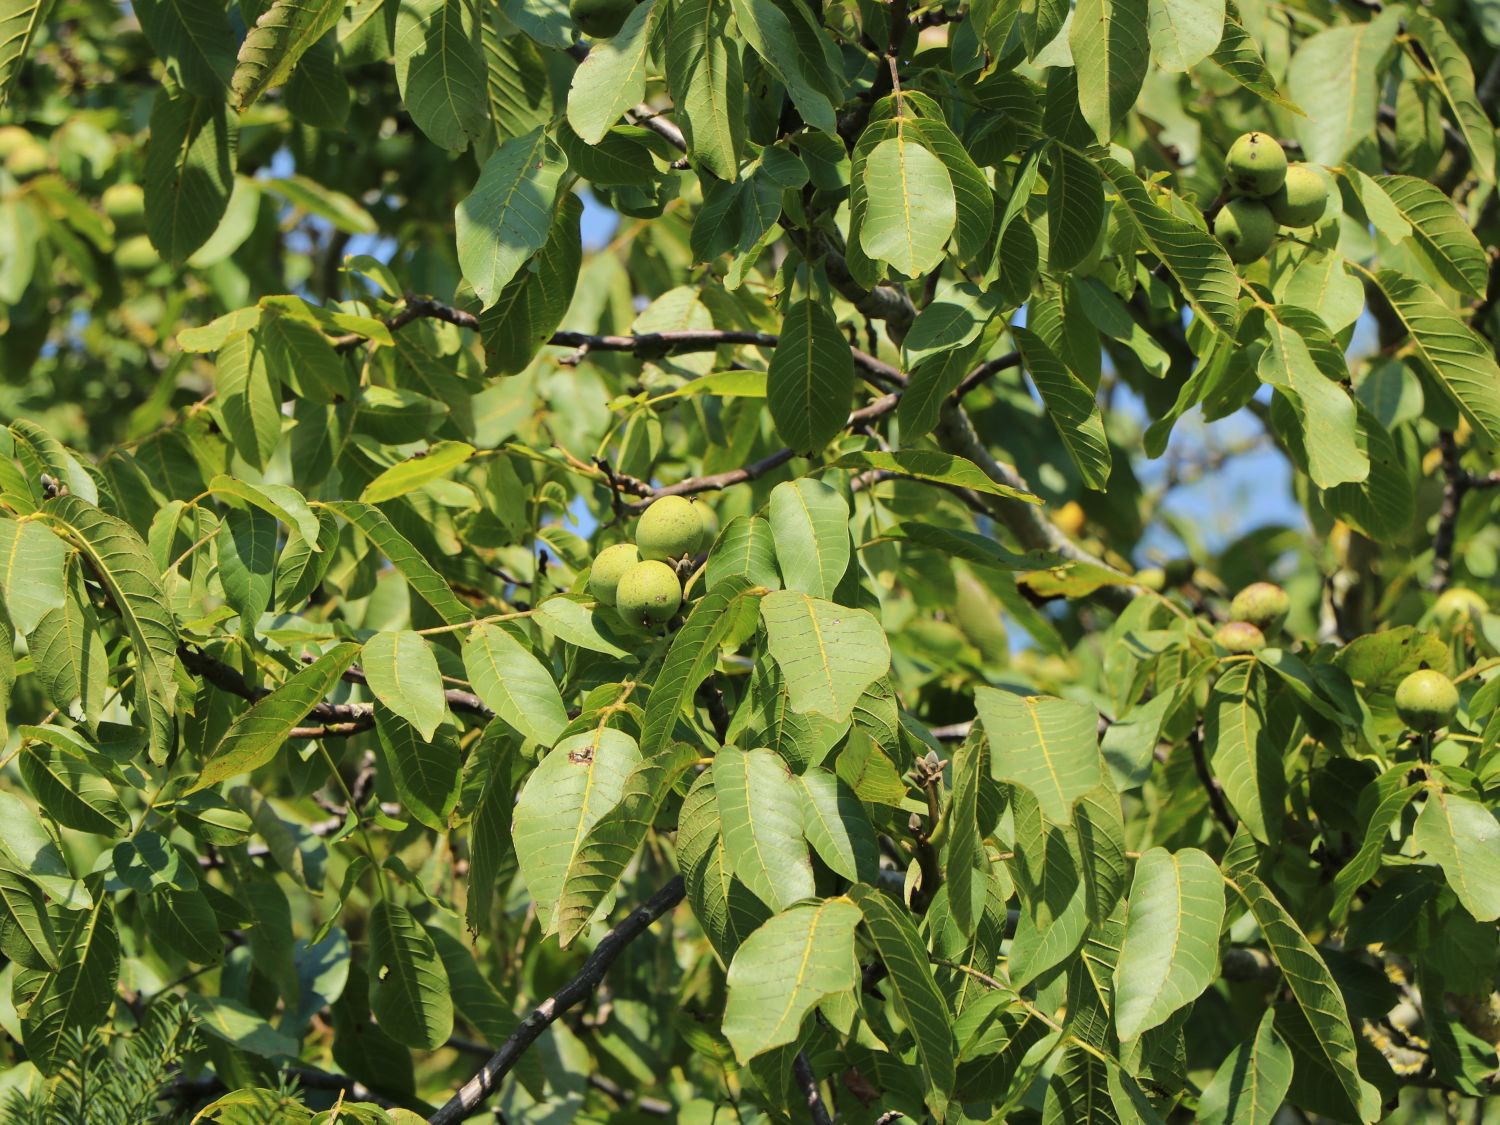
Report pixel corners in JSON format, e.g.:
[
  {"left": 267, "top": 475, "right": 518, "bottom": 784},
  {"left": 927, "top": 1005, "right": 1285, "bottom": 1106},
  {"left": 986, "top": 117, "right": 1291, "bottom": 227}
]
[{"left": 429, "top": 876, "right": 686, "bottom": 1124}]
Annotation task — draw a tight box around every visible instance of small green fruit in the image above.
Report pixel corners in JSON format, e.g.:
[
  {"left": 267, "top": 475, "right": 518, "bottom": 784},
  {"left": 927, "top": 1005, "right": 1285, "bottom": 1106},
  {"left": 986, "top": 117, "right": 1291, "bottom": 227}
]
[
  {"left": 102, "top": 183, "right": 147, "bottom": 234},
  {"left": 1215, "top": 621, "right": 1267, "bottom": 654},
  {"left": 1135, "top": 567, "right": 1166, "bottom": 592},
  {"left": 1224, "top": 131, "right": 1287, "bottom": 198},
  {"left": 114, "top": 234, "right": 161, "bottom": 275},
  {"left": 1433, "top": 587, "right": 1487, "bottom": 628},
  {"left": 1229, "top": 582, "right": 1289, "bottom": 637},
  {"left": 1214, "top": 198, "right": 1277, "bottom": 264},
  {"left": 615, "top": 560, "right": 683, "bottom": 628},
  {"left": 636, "top": 495, "right": 705, "bottom": 561},
  {"left": 588, "top": 542, "right": 641, "bottom": 606},
  {"left": 1395, "top": 669, "right": 1458, "bottom": 731},
  {"left": 1267, "top": 164, "right": 1328, "bottom": 228},
  {"left": 0, "top": 126, "right": 32, "bottom": 159},
  {"left": 5, "top": 139, "right": 49, "bottom": 181},
  {"left": 570, "top": 0, "right": 633, "bottom": 37}
]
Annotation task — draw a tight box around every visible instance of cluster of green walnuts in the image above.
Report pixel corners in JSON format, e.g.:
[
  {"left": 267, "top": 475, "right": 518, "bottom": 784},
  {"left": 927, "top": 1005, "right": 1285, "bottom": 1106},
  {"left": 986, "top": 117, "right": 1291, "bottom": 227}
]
[
  {"left": 1214, "top": 581, "right": 1473, "bottom": 734},
  {"left": 588, "top": 495, "right": 716, "bottom": 630},
  {"left": 1212, "top": 132, "right": 1331, "bottom": 265},
  {"left": 0, "top": 125, "right": 159, "bottom": 274}
]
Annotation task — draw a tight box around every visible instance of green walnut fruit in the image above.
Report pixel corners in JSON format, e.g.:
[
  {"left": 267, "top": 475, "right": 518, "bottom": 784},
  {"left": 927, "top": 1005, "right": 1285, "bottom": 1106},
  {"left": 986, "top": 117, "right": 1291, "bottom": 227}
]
[
  {"left": 1395, "top": 669, "right": 1458, "bottom": 731},
  {"left": 5, "top": 140, "right": 49, "bottom": 181},
  {"left": 1215, "top": 621, "right": 1267, "bottom": 654},
  {"left": 114, "top": 234, "right": 161, "bottom": 275},
  {"left": 1433, "top": 587, "right": 1487, "bottom": 627},
  {"left": 570, "top": 0, "right": 633, "bottom": 37},
  {"left": 1214, "top": 198, "right": 1277, "bottom": 264},
  {"left": 615, "top": 560, "right": 683, "bottom": 628},
  {"left": 1267, "top": 164, "right": 1328, "bottom": 228},
  {"left": 588, "top": 542, "right": 641, "bottom": 606},
  {"left": 636, "top": 495, "right": 705, "bottom": 561},
  {"left": 1229, "top": 581, "right": 1290, "bottom": 638},
  {"left": 102, "top": 183, "right": 147, "bottom": 234},
  {"left": 1224, "top": 131, "right": 1287, "bottom": 198},
  {"left": 0, "top": 126, "right": 32, "bottom": 159}
]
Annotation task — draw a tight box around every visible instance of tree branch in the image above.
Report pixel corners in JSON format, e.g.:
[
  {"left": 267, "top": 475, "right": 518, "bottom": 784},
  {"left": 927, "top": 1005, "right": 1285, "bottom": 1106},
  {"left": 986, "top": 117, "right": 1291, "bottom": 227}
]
[
  {"left": 1188, "top": 726, "right": 1238, "bottom": 836},
  {"left": 1431, "top": 429, "right": 1468, "bottom": 593},
  {"left": 429, "top": 876, "right": 686, "bottom": 1124},
  {"left": 794, "top": 1051, "right": 834, "bottom": 1125}
]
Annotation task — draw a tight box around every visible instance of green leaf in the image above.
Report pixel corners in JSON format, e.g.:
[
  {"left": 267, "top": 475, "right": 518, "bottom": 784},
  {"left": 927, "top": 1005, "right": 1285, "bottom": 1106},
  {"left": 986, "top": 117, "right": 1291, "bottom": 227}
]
[
  {"left": 900, "top": 92, "right": 993, "bottom": 263},
  {"left": 257, "top": 307, "right": 352, "bottom": 402},
  {"left": 902, "top": 282, "right": 1001, "bottom": 367},
  {"left": 362, "top": 442, "right": 477, "bottom": 505},
  {"left": 565, "top": 0, "right": 656, "bottom": 142},
  {"left": 637, "top": 576, "right": 754, "bottom": 758},
  {"left": 976, "top": 688, "right": 1105, "bottom": 824},
  {"left": 678, "top": 771, "right": 772, "bottom": 961},
  {"left": 0, "top": 789, "right": 87, "bottom": 907},
  {"left": 20, "top": 903, "right": 119, "bottom": 1075},
  {"left": 139, "top": 886, "right": 224, "bottom": 964},
  {"left": 1211, "top": 2, "right": 1299, "bottom": 113},
  {"left": 478, "top": 192, "right": 583, "bottom": 375},
  {"left": 1014, "top": 327, "right": 1111, "bottom": 490},
  {"left": 1413, "top": 789, "right": 1500, "bottom": 922},
  {"left": 324, "top": 500, "right": 473, "bottom": 625},
  {"left": 207, "top": 475, "right": 322, "bottom": 548},
  {"left": 185, "top": 993, "right": 301, "bottom": 1057},
  {"left": 394, "top": 0, "right": 488, "bottom": 151},
  {"left": 456, "top": 128, "right": 567, "bottom": 310},
  {"left": 859, "top": 131, "right": 956, "bottom": 278},
  {"left": 193, "top": 642, "right": 362, "bottom": 790},
  {"left": 1068, "top": 0, "right": 1148, "bottom": 142},
  {"left": 766, "top": 478, "right": 848, "bottom": 599},
  {"left": 1372, "top": 175, "right": 1489, "bottom": 299},
  {"left": 534, "top": 595, "right": 630, "bottom": 657},
  {"left": 1220, "top": 858, "right": 1380, "bottom": 1124},
  {"left": 1047, "top": 145, "right": 1105, "bottom": 272},
  {"left": 513, "top": 727, "right": 641, "bottom": 930},
  {"left": 1371, "top": 269, "right": 1500, "bottom": 447},
  {"left": 828, "top": 449, "right": 1038, "bottom": 501},
  {"left": 797, "top": 768, "right": 879, "bottom": 883},
  {"left": 1405, "top": 11, "right": 1495, "bottom": 185},
  {"left": 722, "top": 897, "right": 861, "bottom": 1061},
  {"left": 760, "top": 591, "right": 890, "bottom": 723},
  {"left": 729, "top": 0, "right": 839, "bottom": 133},
  {"left": 40, "top": 496, "right": 180, "bottom": 763},
  {"left": 113, "top": 830, "right": 198, "bottom": 893},
  {"left": 712, "top": 746, "right": 817, "bottom": 910},
  {"left": 375, "top": 707, "right": 462, "bottom": 831},
  {"left": 706, "top": 516, "right": 780, "bottom": 592},
  {"left": 462, "top": 622, "right": 567, "bottom": 746},
  {"left": 1287, "top": 9, "right": 1400, "bottom": 165},
  {"left": 555, "top": 740, "right": 699, "bottom": 945},
  {"left": 766, "top": 297, "right": 854, "bottom": 453},
  {"left": 1113, "top": 847, "right": 1224, "bottom": 1040},
  {"left": 664, "top": 0, "right": 744, "bottom": 181},
  {"left": 1147, "top": 0, "right": 1221, "bottom": 71},
  {"left": 215, "top": 330, "right": 282, "bottom": 471},
  {"left": 944, "top": 731, "right": 986, "bottom": 936},
  {"left": 0, "top": 0, "right": 53, "bottom": 102},
  {"left": 367, "top": 900, "right": 454, "bottom": 1049},
  {"left": 1257, "top": 306, "right": 1367, "bottom": 489},
  {"left": 1095, "top": 156, "right": 1239, "bottom": 337},
  {"left": 143, "top": 90, "right": 236, "bottom": 262},
  {"left": 132, "top": 0, "right": 236, "bottom": 96},
  {"left": 217, "top": 505, "right": 277, "bottom": 628},
  {"left": 848, "top": 884, "right": 956, "bottom": 1112},
  {"left": 0, "top": 516, "right": 67, "bottom": 633},
  {"left": 1198, "top": 1008, "right": 1294, "bottom": 1125},
  {"left": 1206, "top": 662, "right": 1283, "bottom": 846},
  {"left": 0, "top": 864, "right": 59, "bottom": 970},
  {"left": 230, "top": 0, "right": 344, "bottom": 109}
]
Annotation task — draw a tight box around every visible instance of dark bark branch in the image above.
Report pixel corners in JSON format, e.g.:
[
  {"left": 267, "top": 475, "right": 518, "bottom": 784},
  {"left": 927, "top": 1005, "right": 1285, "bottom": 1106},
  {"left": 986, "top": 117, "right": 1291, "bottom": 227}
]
[
  {"left": 429, "top": 876, "right": 686, "bottom": 1124},
  {"left": 952, "top": 352, "right": 1022, "bottom": 400},
  {"left": 1431, "top": 429, "right": 1468, "bottom": 593},
  {"left": 1189, "top": 726, "right": 1238, "bottom": 836},
  {"left": 794, "top": 1051, "right": 834, "bottom": 1125}
]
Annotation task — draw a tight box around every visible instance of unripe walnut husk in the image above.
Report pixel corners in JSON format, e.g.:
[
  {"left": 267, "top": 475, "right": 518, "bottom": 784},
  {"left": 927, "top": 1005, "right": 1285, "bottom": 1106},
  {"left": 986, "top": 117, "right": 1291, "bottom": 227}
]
[
  {"left": 1395, "top": 669, "right": 1458, "bottom": 731},
  {"left": 636, "top": 495, "right": 705, "bottom": 561},
  {"left": 615, "top": 560, "right": 683, "bottom": 628}
]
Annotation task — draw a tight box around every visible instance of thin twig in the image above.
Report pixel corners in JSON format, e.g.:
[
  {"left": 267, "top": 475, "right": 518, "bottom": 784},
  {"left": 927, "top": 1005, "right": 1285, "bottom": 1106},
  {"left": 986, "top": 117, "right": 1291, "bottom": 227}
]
[
  {"left": 794, "top": 1051, "right": 834, "bottom": 1125},
  {"left": 1431, "top": 429, "right": 1468, "bottom": 593},
  {"left": 429, "top": 877, "right": 686, "bottom": 1124},
  {"left": 1188, "top": 726, "right": 1238, "bottom": 835}
]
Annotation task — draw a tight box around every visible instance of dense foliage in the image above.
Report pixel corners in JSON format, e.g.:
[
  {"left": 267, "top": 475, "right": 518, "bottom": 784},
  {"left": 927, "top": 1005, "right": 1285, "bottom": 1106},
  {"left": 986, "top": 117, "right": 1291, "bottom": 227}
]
[{"left": 2, "top": 0, "right": 1500, "bottom": 1119}]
